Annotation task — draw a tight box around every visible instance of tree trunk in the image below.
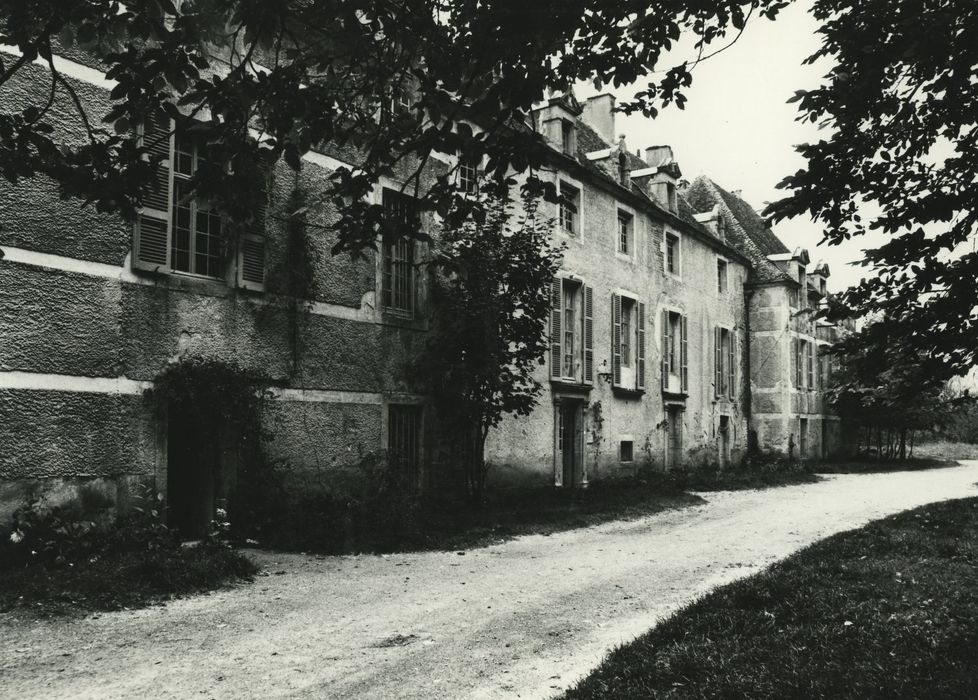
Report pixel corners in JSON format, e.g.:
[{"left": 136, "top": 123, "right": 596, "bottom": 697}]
[
  {"left": 909, "top": 430, "right": 915, "bottom": 458},
  {"left": 899, "top": 428, "right": 907, "bottom": 461}
]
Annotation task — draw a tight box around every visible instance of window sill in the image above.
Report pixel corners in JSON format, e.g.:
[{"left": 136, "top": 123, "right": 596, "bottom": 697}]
[
  {"left": 612, "top": 386, "right": 645, "bottom": 399},
  {"left": 381, "top": 308, "right": 428, "bottom": 331},
  {"left": 550, "top": 379, "right": 592, "bottom": 395}
]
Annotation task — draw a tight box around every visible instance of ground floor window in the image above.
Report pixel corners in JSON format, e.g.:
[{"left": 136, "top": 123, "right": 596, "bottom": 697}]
[
  {"left": 388, "top": 404, "right": 422, "bottom": 485},
  {"left": 799, "top": 417, "right": 809, "bottom": 458},
  {"left": 666, "top": 406, "right": 683, "bottom": 469}
]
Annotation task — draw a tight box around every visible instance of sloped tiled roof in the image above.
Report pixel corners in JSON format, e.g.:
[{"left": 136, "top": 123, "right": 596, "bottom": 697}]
[
  {"left": 572, "top": 122, "right": 725, "bottom": 245},
  {"left": 685, "top": 176, "right": 795, "bottom": 284}
]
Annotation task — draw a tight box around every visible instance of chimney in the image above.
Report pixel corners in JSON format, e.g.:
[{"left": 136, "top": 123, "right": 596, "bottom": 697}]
[
  {"left": 731, "top": 189, "right": 743, "bottom": 198},
  {"left": 582, "top": 93, "right": 616, "bottom": 145},
  {"left": 644, "top": 145, "right": 674, "bottom": 168}
]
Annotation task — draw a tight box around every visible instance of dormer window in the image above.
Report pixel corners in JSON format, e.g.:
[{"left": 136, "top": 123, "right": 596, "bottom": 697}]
[
  {"left": 666, "top": 182, "right": 678, "bottom": 213},
  {"left": 618, "top": 152, "right": 629, "bottom": 186},
  {"left": 561, "top": 119, "right": 576, "bottom": 155}
]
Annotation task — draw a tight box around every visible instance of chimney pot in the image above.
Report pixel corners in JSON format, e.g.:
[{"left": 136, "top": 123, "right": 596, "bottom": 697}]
[{"left": 644, "top": 145, "right": 674, "bottom": 168}]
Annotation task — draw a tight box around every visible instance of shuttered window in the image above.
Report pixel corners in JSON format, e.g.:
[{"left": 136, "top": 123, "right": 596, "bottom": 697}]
[
  {"left": 662, "top": 310, "right": 687, "bottom": 393},
  {"left": 551, "top": 278, "right": 592, "bottom": 384},
  {"left": 132, "top": 115, "right": 266, "bottom": 289},
  {"left": 636, "top": 302, "right": 646, "bottom": 390},
  {"left": 715, "top": 327, "right": 736, "bottom": 398}
]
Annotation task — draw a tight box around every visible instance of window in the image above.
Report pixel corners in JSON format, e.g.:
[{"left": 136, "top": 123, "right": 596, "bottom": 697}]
[
  {"left": 612, "top": 294, "right": 646, "bottom": 390},
  {"left": 715, "top": 327, "right": 735, "bottom": 399},
  {"left": 132, "top": 114, "right": 266, "bottom": 289},
  {"left": 619, "top": 440, "right": 634, "bottom": 463},
  {"left": 820, "top": 279, "right": 827, "bottom": 295},
  {"left": 717, "top": 259, "right": 728, "bottom": 294},
  {"left": 559, "top": 182, "right": 580, "bottom": 235},
  {"left": 620, "top": 298, "right": 633, "bottom": 367},
  {"left": 807, "top": 340, "right": 816, "bottom": 390},
  {"left": 665, "top": 232, "right": 680, "bottom": 275},
  {"left": 563, "top": 283, "right": 578, "bottom": 380},
  {"left": 388, "top": 404, "right": 422, "bottom": 486},
  {"left": 560, "top": 119, "right": 575, "bottom": 155},
  {"left": 618, "top": 152, "right": 629, "bottom": 186},
  {"left": 456, "top": 123, "right": 478, "bottom": 194},
  {"left": 381, "top": 188, "right": 418, "bottom": 316},
  {"left": 788, "top": 287, "right": 799, "bottom": 308},
  {"left": 661, "top": 310, "right": 687, "bottom": 393},
  {"left": 617, "top": 211, "right": 632, "bottom": 255},
  {"left": 799, "top": 418, "right": 809, "bottom": 458},
  {"left": 550, "top": 278, "right": 593, "bottom": 383},
  {"left": 794, "top": 338, "right": 815, "bottom": 389},
  {"left": 171, "top": 135, "right": 223, "bottom": 277}
]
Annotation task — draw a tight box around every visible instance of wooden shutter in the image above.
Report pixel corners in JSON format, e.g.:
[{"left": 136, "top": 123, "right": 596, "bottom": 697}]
[
  {"left": 583, "top": 284, "right": 594, "bottom": 384},
  {"left": 553, "top": 405, "right": 563, "bottom": 487},
  {"left": 714, "top": 327, "right": 722, "bottom": 398},
  {"left": 680, "top": 314, "right": 688, "bottom": 393},
  {"left": 611, "top": 293, "right": 622, "bottom": 386},
  {"left": 237, "top": 233, "right": 266, "bottom": 292},
  {"left": 237, "top": 171, "right": 268, "bottom": 292},
  {"left": 661, "top": 309, "right": 670, "bottom": 390},
  {"left": 807, "top": 341, "right": 815, "bottom": 390},
  {"left": 133, "top": 112, "right": 173, "bottom": 273},
  {"left": 550, "top": 277, "right": 563, "bottom": 379},
  {"left": 728, "top": 330, "right": 736, "bottom": 399},
  {"left": 792, "top": 338, "right": 801, "bottom": 388},
  {"left": 637, "top": 302, "right": 646, "bottom": 390}
]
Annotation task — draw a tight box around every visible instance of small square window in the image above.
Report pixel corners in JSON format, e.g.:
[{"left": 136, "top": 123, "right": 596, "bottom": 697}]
[{"left": 619, "top": 440, "right": 634, "bottom": 463}]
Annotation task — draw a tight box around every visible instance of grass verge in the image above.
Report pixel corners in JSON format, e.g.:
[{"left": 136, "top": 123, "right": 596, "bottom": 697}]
[
  {"left": 1, "top": 541, "right": 258, "bottom": 618},
  {"left": 811, "top": 456, "right": 958, "bottom": 474},
  {"left": 563, "top": 497, "right": 978, "bottom": 699},
  {"left": 912, "top": 440, "right": 978, "bottom": 461}
]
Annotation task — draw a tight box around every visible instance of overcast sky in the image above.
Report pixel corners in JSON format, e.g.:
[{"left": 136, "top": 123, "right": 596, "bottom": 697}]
[{"left": 578, "top": 1, "right": 884, "bottom": 293}]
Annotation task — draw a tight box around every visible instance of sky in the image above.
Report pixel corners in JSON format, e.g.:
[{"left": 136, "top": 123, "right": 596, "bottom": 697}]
[{"left": 577, "top": 1, "right": 884, "bottom": 293}]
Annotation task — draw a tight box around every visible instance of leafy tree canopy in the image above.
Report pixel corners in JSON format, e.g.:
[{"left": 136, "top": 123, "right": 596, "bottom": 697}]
[
  {"left": 0, "top": 0, "right": 789, "bottom": 254},
  {"left": 766, "top": 0, "right": 978, "bottom": 377}
]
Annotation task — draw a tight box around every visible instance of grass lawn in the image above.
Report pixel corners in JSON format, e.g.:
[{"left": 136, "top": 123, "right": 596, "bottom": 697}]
[
  {"left": 563, "top": 497, "right": 978, "bottom": 699},
  {"left": 811, "top": 456, "right": 958, "bottom": 474},
  {"left": 912, "top": 440, "right": 978, "bottom": 461},
  {"left": 0, "top": 541, "right": 258, "bottom": 618}
]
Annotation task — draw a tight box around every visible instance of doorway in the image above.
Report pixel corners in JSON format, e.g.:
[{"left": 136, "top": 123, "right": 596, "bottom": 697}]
[
  {"left": 799, "top": 418, "right": 809, "bottom": 459},
  {"left": 666, "top": 406, "right": 683, "bottom": 469},
  {"left": 719, "top": 415, "right": 730, "bottom": 468},
  {"left": 167, "top": 404, "right": 222, "bottom": 538},
  {"left": 555, "top": 400, "right": 585, "bottom": 487}
]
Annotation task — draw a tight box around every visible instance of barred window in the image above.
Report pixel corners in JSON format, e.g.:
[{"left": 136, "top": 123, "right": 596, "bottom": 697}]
[{"left": 381, "top": 189, "right": 418, "bottom": 316}]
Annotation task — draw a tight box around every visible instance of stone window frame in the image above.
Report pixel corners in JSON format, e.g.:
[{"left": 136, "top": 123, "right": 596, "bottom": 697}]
[
  {"left": 664, "top": 227, "right": 682, "bottom": 278},
  {"left": 716, "top": 256, "right": 729, "bottom": 295},
  {"left": 557, "top": 174, "right": 584, "bottom": 240},
  {"left": 615, "top": 203, "right": 637, "bottom": 263}
]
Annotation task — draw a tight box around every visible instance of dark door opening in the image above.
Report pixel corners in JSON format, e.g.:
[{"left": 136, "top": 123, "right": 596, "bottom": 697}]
[
  {"left": 799, "top": 418, "right": 809, "bottom": 459},
  {"left": 167, "top": 405, "right": 220, "bottom": 539},
  {"left": 557, "top": 401, "right": 584, "bottom": 487},
  {"left": 388, "top": 404, "right": 423, "bottom": 489},
  {"left": 719, "top": 415, "right": 730, "bottom": 468},
  {"left": 666, "top": 406, "right": 683, "bottom": 469}
]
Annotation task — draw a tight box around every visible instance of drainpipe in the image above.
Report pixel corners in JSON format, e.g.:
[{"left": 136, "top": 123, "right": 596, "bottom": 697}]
[{"left": 744, "top": 287, "right": 755, "bottom": 454}]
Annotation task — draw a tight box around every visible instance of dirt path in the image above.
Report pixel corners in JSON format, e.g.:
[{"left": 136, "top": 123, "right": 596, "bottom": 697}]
[{"left": 3, "top": 463, "right": 977, "bottom": 700}]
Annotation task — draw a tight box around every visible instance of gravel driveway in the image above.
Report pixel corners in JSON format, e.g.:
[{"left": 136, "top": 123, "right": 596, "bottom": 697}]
[{"left": 3, "top": 463, "right": 977, "bottom": 700}]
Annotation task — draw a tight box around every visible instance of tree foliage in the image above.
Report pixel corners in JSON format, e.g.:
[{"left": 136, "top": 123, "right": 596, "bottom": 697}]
[
  {"left": 766, "top": 0, "right": 978, "bottom": 377},
  {"left": 423, "top": 190, "right": 562, "bottom": 497},
  {"left": 0, "top": 0, "right": 789, "bottom": 255}
]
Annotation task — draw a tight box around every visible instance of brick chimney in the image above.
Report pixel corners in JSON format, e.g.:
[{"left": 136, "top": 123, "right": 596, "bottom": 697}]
[{"left": 582, "top": 93, "right": 616, "bottom": 145}]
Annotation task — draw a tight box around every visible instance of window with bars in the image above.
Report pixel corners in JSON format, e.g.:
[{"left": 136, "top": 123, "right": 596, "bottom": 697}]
[
  {"left": 617, "top": 211, "right": 632, "bottom": 255},
  {"left": 619, "top": 440, "right": 633, "bottom": 462},
  {"left": 381, "top": 188, "right": 418, "bottom": 316},
  {"left": 387, "top": 404, "right": 422, "bottom": 485},
  {"left": 559, "top": 182, "right": 579, "bottom": 235}
]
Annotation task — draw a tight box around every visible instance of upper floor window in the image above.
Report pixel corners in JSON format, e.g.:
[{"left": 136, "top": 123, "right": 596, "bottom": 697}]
[
  {"left": 665, "top": 232, "right": 681, "bottom": 275},
  {"left": 456, "top": 123, "right": 478, "bottom": 194},
  {"left": 550, "top": 277, "right": 594, "bottom": 384},
  {"left": 661, "top": 309, "right": 688, "bottom": 393},
  {"left": 381, "top": 188, "right": 419, "bottom": 316},
  {"left": 132, "top": 114, "right": 266, "bottom": 291},
  {"left": 717, "top": 258, "right": 728, "bottom": 294},
  {"left": 560, "top": 119, "right": 576, "bottom": 155},
  {"left": 612, "top": 294, "right": 646, "bottom": 390},
  {"left": 617, "top": 211, "right": 632, "bottom": 255},
  {"left": 559, "top": 182, "right": 580, "bottom": 235},
  {"left": 618, "top": 152, "right": 629, "bottom": 186},
  {"left": 715, "top": 327, "right": 735, "bottom": 399},
  {"left": 794, "top": 338, "right": 815, "bottom": 390},
  {"left": 172, "top": 135, "right": 223, "bottom": 278}
]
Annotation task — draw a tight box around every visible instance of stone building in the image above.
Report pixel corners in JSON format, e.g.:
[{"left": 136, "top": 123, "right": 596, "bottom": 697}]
[{"left": 0, "top": 51, "right": 844, "bottom": 527}]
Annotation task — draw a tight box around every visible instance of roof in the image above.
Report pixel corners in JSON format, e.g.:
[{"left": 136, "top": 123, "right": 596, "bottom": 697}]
[
  {"left": 684, "top": 176, "right": 796, "bottom": 285},
  {"left": 571, "top": 122, "right": 732, "bottom": 250}
]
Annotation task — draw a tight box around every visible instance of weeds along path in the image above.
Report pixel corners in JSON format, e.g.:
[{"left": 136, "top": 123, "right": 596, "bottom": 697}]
[{"left": 2, "top": 463, "right": 977, "bottom": 700}]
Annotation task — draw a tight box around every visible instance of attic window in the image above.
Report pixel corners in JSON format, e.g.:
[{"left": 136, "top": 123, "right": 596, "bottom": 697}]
[
  {"left": 561, "top": 119, "right": 576, "bottom": 155},
  {"left": 618, "top": 152, "right": 629, "bottom": 186}
]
